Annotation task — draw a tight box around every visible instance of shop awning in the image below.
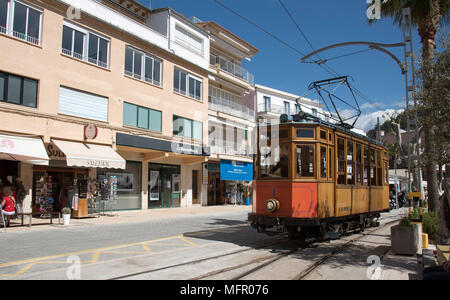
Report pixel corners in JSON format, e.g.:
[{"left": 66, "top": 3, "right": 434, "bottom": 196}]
[
  {"left": 0, "top": 134, "right": 49, "bottom": 165},
  {"left": 53, "top": 140, "right": 126, "bottom": 169}
]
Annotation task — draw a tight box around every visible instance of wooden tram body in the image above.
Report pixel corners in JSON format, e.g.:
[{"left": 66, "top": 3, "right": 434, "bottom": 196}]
[{"left": 249, "top": 114, "right": 390, "bottom": 241}]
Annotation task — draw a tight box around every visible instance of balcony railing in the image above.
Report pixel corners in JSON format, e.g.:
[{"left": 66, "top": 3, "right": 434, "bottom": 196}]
[
  {"left": 62, "top": 48, "right": 110, "bottom": 69},
  {"left": 209, "top": 143, "right": 252, "bottom": 157},
  {"left": 209, "top": 95, "right": 255, "bottom": 120},
  {"left": 257, "top": 103, "right": 299, "bottom": 115},
  {"left": 210, "top": 54, "right": 254, "bottom": 86}
]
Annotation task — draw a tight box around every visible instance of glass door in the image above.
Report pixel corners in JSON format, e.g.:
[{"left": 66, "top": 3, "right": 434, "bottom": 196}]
[{"left": 148, "top": 163, "right": 181, "bottom": 209}]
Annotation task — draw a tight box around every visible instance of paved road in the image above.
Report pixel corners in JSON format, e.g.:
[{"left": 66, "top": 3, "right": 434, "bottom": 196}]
[{"left": 0, "top": 208, "right": 408, "bottom": 280}]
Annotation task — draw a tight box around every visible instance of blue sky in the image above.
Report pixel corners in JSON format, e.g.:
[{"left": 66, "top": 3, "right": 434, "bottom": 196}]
[{"left": 138, "top": 0, "right": 429, "bottom": 131}]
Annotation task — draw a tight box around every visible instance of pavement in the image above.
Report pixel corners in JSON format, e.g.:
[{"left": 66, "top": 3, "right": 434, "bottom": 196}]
[
  {"left": 0, "top": 205, "right": 439, "bottom": 280},
  {"left": 1, "top": 204, "right": 252, "bottom": 233}
]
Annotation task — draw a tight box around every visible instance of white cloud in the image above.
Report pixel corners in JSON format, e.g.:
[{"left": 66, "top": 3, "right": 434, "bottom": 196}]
[{"left": 354, "top": 109, "right": 404, "bottom": 133}]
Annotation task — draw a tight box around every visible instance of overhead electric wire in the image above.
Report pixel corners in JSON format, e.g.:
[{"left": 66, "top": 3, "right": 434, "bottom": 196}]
[
  {"left": 211, "top": 0, "right": 385, "bottom": 112},
  {"left": 211, "top": 0, "right": 307, "bottom": 57}
]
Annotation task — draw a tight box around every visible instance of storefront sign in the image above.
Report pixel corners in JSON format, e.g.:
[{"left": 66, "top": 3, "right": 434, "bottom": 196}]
[
  {"left": 220, "top": 160, "right": 253, "bottom": 182},
  {"left": 46, "top": 143, "right": 66, "bottom": 161},
  {"left": 84, "top": 124, "right": 99, "bottom": 140}
]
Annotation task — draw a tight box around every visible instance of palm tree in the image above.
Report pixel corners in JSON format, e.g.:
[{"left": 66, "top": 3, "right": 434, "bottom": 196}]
[{"left": 371, "top": 0, "right": 449, "bottom": 215}]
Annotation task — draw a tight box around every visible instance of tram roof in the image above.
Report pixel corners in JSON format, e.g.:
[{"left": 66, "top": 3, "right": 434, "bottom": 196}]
[{"left": 258, "top": 113, "right": 384, "bottom": 147}]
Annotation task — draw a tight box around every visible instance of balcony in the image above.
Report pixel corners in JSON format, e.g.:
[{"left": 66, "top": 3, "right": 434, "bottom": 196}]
[
  {"left": 257, "top": 103, "right": 299, "bottom": 116},
  {"left": 210, "top": 143, "right": 252, "bottom": 158},
  {"left": 209, "top": 95, "right": 255, "bottom": 120},
  {"left": 210, "top": 54, "right": 254, "bottom": 86}
]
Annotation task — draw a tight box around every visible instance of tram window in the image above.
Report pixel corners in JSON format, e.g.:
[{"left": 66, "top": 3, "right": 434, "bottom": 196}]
[
  {"left": 377, "top": 151, "right": 382, "bottom": 186},
  {"left": 329, "top": 147, "right": 333, "bottom": 179},
  {"left": 320, "top": 146, "right": 327, "bottom": 178},
  {"left": 297, "top": 128, "right": 314, "bottom": 138},
  {"left": 356, "top": 144, "right": 362, "bottom": 184},
  {"left": 279, "top": 129, "right": 289, "bottom": 139},
  {"left": 384, "top": 161, "right": 388, "bottom": 184},
  {"left": 320, "top": 130, "right": 327, "bottom": 140},
  {"left": 370, "top": 149, "right": 376, "bottom": 186},
  {"left": 297, "top": 145, "right": 314, "bottom": 177},
  {"left": 364, "top": 146, "right": 369, "bottom": 185},
  {"left": 347, "top": 141, "right": 354, "bottom": 184},
  {"left": 260, "top": 144, "right": 290, "bottom": 179},
  {"left": 337, "top": 138, "right": 346, "bottom": 184}
]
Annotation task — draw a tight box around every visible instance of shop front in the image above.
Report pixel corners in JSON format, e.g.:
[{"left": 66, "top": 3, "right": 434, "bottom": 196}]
[
  {"left": 116, "top": 133, "right": 209, "bottom": 209},
  {"left": 0, "top": 133, "right": 49, "bottom": 202},
  {"left": 207, "top": 160, "right": 253, "bottom": 206},
  {"left": 148, "top": 163, "right": 181, "bottom": 209},
  {"left": 32, "top": 139, "right": 127, "bottom": 217}
]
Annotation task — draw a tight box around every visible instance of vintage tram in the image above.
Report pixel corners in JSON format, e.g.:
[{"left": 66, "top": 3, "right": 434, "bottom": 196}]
[{"left": 249, "top": 112, "right": 390, "bottom": 242}]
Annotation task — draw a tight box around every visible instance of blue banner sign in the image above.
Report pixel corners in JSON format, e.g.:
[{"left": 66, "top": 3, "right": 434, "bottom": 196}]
[{"left": 220, "top": 160, "right": 253, "bottom": 181}]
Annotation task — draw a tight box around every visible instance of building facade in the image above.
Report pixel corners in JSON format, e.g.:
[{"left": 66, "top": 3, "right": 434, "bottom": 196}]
[
  {"left": 0, "top": 0, "right": 213, "bottom": 213},
  {"left": 194, "top": 20, "right": 258, "bottom": 206},
  {"left": 254, "top": 84, "right": 326, "bottom": 124}
]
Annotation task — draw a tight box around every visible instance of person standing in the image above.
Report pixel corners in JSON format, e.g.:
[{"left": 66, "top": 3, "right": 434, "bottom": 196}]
[{"left": 14, "top": 178, "right": 26, "bottom": 214}]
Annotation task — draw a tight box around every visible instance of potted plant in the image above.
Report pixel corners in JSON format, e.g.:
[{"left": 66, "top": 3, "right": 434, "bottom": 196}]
[
  {"left": 391, "top": 216, "right": 422, "bottom": 255},
  {"left": 61, "top": 207, "right": 71, "bottom": 226}
]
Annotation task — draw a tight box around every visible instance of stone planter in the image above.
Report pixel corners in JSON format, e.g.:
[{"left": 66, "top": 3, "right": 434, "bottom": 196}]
[{"left": 391, "top": 224, "right": 422, "bottom": 255}]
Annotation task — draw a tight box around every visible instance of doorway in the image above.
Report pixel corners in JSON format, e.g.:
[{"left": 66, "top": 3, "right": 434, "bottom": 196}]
[
  {"left": 148, "top": 163, "right": 181, "bottom": 209},
  {"left": 192, "top": 170, "right": 199, "bottom": 204}
]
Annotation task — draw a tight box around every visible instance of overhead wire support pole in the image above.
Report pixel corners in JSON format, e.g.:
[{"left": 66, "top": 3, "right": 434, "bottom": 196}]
[{"left": 402, "top": 7, "right": 423, "bottom": 197}]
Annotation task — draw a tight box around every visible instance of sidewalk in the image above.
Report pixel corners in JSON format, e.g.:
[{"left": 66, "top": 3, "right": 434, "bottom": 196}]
[{"left": 1, "top": 205, "right": 252, "bottom": 233}]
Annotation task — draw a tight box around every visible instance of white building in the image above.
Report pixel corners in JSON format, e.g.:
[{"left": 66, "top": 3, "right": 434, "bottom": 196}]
[{"left": 254, "top": 84, "right": 327, "bottom": 123}]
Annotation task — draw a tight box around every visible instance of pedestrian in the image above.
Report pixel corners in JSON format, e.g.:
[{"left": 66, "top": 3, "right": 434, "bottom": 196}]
[
  {"left": 423, "top": 260, "right": 450, "bottom": 280},
  {"left": 14, "top": 177, "right": 26, "bottom": 214},
  {"left": 1, "top": 187, "right": 16, "bottom": 227}
]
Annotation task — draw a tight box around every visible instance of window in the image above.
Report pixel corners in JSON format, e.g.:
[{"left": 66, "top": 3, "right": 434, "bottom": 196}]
[
  {"left": 320, "top": 146, "right": 327, "bottom": 178},
  {"left": 284, "top": 101, "right": 290, "bottom": 114},
  {"left": 347, "top": 141, "right": 354, "bottom": 185},
  {"left": 329, "top": 146, "right": 333, "bottom": 179},
  {"left": 356, "top": 144, "right": 362, "bottom": 184},
  {"left": 337, "top": 138, "right": 346, "bottom": 184},
  {"left": 174, "top": 68, "right": 202, "bottom": 101},
  {"left": 59, "top": 86, "right": 108, "bottom": 122},
  {"left": 312, "top": 108, "right": 318, "bottom": 116},
  {"left": 297, "top": 128, "right": 314, "bottom": 138},
  {"left": 0, "top": 71, "right": 37, "bottom": 108},
  {"left": 124, "top": 46, "right": 162, "bottom": 86},
  {"left": 173, "top": 115, "right": 203, "bottom": 140},
  {"left": 370, "top": 149, "right": 376, "bottom": 186},
  {"left": 320, "top": 130, "right": 327, "bottom": 140},
  {"left": 88, "top": 33, "right": 109, "bottom": 67},
  {"left": 264, "top": 96, "right": 271, "bottom": 112},
  {"left": 0, "top": 0, "right": 7, "bottom": 30},
  {"left": 123, "top": 102, "right": 162, "bottom": 132},
  {"left": 377, "top": 151, "right": 382, "bottom": 186},
  {"left": 297, "top": 145, "right": 314, "bottom": 177},
  {"left": 175, "top": 25, "right": 204, "bottom": 55},
  {"left": 61, "top": 22, "right": 110, "bottom": 68},
  {"left": 1, "top": 0, "right": 42, "bottom": 45},
  {"left": 364, "top": 146, "right": 369, "bottom": 185},
  {"left": 384, "top": 161, "right": 389, "bottom": 184}
]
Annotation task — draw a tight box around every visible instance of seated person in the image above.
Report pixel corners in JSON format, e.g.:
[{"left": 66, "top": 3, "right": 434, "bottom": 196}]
[
  {"left": 423, "top": 260, "right": 450, "bottom": 280},
  {"left": 1, "top": 187, "right": 16, "bottom": 227}
]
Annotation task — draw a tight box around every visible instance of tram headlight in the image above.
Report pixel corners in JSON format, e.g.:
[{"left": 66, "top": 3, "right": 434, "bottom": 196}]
[{"left": 265, "top": 198, "right": 280, "bottom": 213}]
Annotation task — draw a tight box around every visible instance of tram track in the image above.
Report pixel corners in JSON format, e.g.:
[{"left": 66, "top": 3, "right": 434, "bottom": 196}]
[
  {"left": 192, "top": 213, "right": 401, "bottom": 280},
  {"left": 108, "top": 212, "right": 402, "bottom": 280}
]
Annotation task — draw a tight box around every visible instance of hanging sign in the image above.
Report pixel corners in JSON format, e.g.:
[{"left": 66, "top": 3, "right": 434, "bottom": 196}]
[{"left": 84, "top": 124, "right": 98, "bottom": 140}]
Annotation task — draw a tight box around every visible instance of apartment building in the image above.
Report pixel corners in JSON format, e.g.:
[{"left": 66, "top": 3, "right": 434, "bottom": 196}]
[
  {"left": 255, "top": 84, "right": 326, "bottom": 124},
  {"left": 0, "top": 0, "right": 212, "bottom": 213},
  {"left": 193, "top": 20, "right": 258, "bottom": 206}
]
